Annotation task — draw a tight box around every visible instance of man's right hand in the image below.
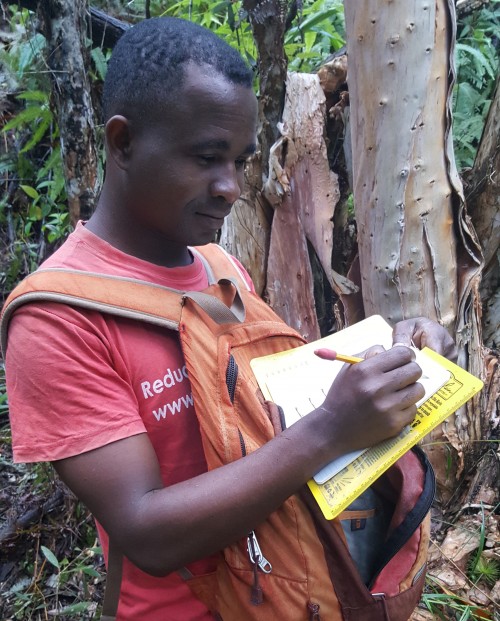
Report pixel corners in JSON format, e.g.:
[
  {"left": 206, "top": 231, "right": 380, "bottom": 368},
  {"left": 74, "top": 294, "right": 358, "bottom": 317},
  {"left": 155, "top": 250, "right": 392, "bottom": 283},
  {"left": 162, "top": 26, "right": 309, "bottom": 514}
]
[{"left": 314, "top": 345, "right": 425, "bottom": 456}]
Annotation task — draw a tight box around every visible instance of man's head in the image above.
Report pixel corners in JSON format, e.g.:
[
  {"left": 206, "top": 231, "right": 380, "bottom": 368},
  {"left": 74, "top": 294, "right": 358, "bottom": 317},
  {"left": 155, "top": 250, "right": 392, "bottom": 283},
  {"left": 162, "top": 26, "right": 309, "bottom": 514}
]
[
  {"left": 102, "top": 17, "right": 253, "bottom": 125},
  {"left": 93, "top": 18, "right": 258, "bottom": 267}
]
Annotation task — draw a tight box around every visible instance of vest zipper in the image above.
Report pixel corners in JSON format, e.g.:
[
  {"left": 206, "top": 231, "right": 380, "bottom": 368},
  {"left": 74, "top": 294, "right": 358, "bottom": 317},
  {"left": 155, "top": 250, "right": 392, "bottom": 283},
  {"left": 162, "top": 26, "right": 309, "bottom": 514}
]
[
  {"left": 227, "top": 355, "right": 248, "bottom": 461},
  {"left": 227, "top": 354, "right": 247, "bottom": 459},
  {"left": 368, "top": 447, "right": 435, "bottom": 589},
  {"left": 225, "top": 353, "right": 238, "bottom": 403},
  {"left": 226, "top": 353, "right": 273, "bottom": 604}
]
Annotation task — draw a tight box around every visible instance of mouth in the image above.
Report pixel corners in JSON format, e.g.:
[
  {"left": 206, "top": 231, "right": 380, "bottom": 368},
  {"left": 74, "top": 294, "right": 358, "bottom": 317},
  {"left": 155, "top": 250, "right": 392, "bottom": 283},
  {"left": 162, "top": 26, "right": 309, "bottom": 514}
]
[{"left": 196, "top": 211, "right": 230, "bottom": 225}]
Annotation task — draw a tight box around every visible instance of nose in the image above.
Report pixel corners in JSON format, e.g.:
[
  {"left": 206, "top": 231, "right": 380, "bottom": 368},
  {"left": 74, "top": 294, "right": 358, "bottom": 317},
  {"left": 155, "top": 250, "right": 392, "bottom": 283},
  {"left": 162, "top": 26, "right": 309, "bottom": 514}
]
[{"left": 209, "top": 164, "right": 243, "bottom": 204}]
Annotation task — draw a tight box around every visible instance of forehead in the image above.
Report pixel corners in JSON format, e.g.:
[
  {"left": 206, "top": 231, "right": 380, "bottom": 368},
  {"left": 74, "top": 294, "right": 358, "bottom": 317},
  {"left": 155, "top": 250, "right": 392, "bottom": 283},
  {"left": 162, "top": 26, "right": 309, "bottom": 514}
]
[{"left": 161, "top": 64, "right": 258, "bottom": 143}]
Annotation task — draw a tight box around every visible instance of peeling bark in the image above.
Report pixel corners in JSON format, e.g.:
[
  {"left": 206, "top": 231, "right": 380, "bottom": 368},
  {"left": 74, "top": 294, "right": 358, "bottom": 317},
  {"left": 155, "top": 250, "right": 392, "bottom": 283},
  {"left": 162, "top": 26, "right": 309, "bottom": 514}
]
[
  {"left": 456, "top": 0, "right": 490, "bottom": 17},
  {"left": 242, "top": 0, "right": 288, "bottom": 172},
  {"left": 38, "top": 0, "right": 98, "bottom": 225},
  {"left": 464, "top": 75, "right": 500, "bottom": 349},
  {"left": 262, "top": 72, "right": 351, "bottom": 340}
]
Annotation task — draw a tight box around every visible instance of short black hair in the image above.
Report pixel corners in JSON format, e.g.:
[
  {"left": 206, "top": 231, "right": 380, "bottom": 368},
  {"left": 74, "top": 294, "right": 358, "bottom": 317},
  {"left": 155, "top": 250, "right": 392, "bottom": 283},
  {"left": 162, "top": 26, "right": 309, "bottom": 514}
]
[{"left": 102, "top": 17, "right": 254, "bottom": 123}]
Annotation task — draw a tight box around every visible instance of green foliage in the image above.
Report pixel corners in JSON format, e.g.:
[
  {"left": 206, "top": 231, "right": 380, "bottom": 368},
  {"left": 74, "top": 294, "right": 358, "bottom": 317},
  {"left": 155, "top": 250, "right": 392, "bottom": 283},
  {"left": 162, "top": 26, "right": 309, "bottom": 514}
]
[
  {"left": 421, "top": 589, "right": 492, "bottom": 621},
  {"left": 468, "top": 554, "right": 500, "bottom": 587},
  {"left": 0, "top": 10, "right": 70, "bottom": 291},
  {"left": 1, "top": 0, "right": 498, "bottom": 296},
  {"left": 125, "top": 0, "right": 346, "bottom": 73},
  {"left": 466, "top": 503, "right": 500, "bottom": 588},
  {"left": 285, "top": 0, "right": 345, "bottom": 71},
  {"left": 4, "top": 542, "right": 104, "bottom": 620},
  {"left": 1, "top": 0, "right": 347, "bottom": 289},
  {"left": 0, "top": 8, "right": 110, "bottom": 293},
  {"left": 0, "top": 8, "right": 47, "bottom": 94},
  {"left": 453, "top": 2, "right": 500, "bottom": 170}
]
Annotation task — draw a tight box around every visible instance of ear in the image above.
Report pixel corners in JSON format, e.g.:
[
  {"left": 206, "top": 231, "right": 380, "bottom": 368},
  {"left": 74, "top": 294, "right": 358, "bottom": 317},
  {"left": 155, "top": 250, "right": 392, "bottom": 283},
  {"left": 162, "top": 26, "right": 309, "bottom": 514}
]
[{"left": 105, "top": 115, "right": 133, "bottom": 170}]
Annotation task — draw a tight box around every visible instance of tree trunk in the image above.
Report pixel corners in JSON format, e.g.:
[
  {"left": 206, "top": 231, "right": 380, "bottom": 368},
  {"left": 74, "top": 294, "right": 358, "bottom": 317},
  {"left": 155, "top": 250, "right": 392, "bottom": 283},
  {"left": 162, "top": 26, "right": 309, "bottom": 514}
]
[
  {"left": 343, "top": 0, "right": 493, "bottom": 510},
  {"left": 220, "top": 0, "right": 289, "bottom": 296},
  {"left": 37, "top": 0, "right": 98, "bottom": 225},
  {"left": 464, "top": 75, "right": 500, "bottom": 350}
]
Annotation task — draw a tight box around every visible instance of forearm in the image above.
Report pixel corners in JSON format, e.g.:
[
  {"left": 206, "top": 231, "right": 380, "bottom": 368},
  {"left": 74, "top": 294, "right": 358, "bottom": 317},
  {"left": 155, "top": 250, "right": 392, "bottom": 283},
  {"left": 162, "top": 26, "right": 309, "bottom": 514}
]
[
  {"left": 130, "top": 413, "right": 333, "bottom": 575},
  {"left": 55, "top": 408, "right": 336, "bottom": 577}
]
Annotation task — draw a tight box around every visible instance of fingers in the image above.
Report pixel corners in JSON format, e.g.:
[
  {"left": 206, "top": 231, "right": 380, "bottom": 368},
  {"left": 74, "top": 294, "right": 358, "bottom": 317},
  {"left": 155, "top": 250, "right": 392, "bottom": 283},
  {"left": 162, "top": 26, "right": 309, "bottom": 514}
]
[
  {"left": 367, "top": 383, "right": 424, "bottom": 439},
  {"left": 338, "top": 348, "right": 421, "bottom": 398},
  {"left": 397, "top": 380, "right": 426, "bottom": 409},
  {"left": 414, "top": 325, "right": 458, "bottom": 361},
  {"left": 386, "top": 403, "right": 419, "bottom": 437},
  {"left": 360, "top": 344, "right": 417, "bottom": 375},
  {"left": 360, "top": 344, "right": 386, "bottom": 359},
  {"left": 352, "top": 348, "right": 423, "bottom": 407},
  {"left": 321, "top": 349, "right": 426, "bottom": 451},
  {"left": 392, "top": 317, "right": 458, "bottom": 361},
  {"left": 369, "top": 364, "right": 424, "bottom": 408}
]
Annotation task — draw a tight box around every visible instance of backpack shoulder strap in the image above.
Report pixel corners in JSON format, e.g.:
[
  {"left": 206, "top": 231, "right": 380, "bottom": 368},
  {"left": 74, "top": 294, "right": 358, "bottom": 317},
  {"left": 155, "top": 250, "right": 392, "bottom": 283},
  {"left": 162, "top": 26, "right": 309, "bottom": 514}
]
[
  {"left": 1, "top": 244, "right": 252, "bottom": 355},
  {"left": 0, "top": 268, "right": 185, "bottom": 355},
  {"left": 191, "top": 244, "right": 252, "bottom": 292}
]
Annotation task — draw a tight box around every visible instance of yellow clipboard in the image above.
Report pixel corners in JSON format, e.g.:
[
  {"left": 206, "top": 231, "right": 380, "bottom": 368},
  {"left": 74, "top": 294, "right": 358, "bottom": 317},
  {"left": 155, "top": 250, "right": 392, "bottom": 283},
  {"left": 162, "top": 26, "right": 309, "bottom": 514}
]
[
  {"left": 307, "top": 349, "right": 483, "bottom": 519},
  {"left": 251, "top": 316, "right": 483, "bottom": 520}
]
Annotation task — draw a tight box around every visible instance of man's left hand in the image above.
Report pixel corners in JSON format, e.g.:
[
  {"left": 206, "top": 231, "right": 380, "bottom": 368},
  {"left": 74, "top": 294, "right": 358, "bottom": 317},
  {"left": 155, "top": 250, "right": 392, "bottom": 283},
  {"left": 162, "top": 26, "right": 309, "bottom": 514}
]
[{"left": 392, "top": 317, "right": 458, "bottom": 361}]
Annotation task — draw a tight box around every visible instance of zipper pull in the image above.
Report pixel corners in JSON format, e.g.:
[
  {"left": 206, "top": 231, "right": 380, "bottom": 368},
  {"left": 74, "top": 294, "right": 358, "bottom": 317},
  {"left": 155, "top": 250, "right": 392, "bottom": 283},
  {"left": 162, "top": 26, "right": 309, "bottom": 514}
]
[
  {"left": 250, "top": 563, "right": 263, "bottom": 605},
  {"left": 307, "top": 602, "right": 321, "bottom": 620},
  {"left": 372, "top": 593, "right": 390, "bottom": 621},
  {"left": 247, "top": 531, "right": 272, "bottom": 574}
]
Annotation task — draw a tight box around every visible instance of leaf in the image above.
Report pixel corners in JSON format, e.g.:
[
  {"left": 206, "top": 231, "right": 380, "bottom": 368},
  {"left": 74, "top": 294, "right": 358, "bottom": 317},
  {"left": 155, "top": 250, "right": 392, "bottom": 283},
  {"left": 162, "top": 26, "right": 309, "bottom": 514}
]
[
  {"left": 91, "top": 47, "right": 108, "bottom": 82},
  {"left": 0, "top": 159, "right": 16, "bottom": 175},
  {"left": 18, "top": 34, "right": 46, "bottom": 75},
  {"left": 17, "top": 90, "right": 49, "bottom": 103},
  {"left": 456, "top": 43, "right": 496, "bottom": 80},
  {"left": 28, "top": 204, "right": 42, "bottom": 221},
  {"left": 41, "top": 201, "right": 53, "bottom": 218},
  {"left": 20, "top": 116, "right": 52, "bottom": 154},
  {"left": 54, "top": 602, "right": 92, "bottom": 615},
  {"left": 304, "top": 30, "right": 317, "bottom": 53},
  {"left": 41, "top": 546, "right": 60, "bottom": 569},
  {"left": 37, "top": 146, "right": 62, "bottom": 181},
  {"left": 20, "top": 184, "right": 39, "bottom": 200},
  {"left": 2, "top": 105, "right": 47, "bottom": 132},
  {"left": 80, "top": 566, "right": 101, "bottom": 578}
]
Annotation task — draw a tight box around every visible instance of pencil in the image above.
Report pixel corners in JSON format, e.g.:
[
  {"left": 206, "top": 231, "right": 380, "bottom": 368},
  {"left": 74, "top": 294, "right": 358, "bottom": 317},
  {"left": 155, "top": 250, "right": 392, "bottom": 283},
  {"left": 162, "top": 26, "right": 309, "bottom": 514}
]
[{"left": 314, "top": 348, "right": 364, "bottom": 364}]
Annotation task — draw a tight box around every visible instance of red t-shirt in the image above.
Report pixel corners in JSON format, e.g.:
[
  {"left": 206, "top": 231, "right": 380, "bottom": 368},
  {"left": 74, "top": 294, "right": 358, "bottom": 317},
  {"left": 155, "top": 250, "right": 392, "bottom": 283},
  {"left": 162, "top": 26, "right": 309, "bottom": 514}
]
[{"left": 6, "top": 222, "right": 252, "bottom": 620}]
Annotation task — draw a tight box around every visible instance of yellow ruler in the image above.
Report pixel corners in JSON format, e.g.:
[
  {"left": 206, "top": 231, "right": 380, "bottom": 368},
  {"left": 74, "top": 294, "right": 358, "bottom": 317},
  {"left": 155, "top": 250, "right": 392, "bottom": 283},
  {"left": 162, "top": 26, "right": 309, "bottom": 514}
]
[{"left": 308, "top": 348, "right": 483, "bottom": 520}]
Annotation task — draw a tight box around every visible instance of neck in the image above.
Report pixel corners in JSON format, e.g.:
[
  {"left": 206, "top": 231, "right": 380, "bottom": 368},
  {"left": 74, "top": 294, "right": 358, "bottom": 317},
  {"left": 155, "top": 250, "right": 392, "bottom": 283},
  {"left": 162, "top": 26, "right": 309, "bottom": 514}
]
[{"left": 86, "top": 192, "right": 193, "bottom": 268}]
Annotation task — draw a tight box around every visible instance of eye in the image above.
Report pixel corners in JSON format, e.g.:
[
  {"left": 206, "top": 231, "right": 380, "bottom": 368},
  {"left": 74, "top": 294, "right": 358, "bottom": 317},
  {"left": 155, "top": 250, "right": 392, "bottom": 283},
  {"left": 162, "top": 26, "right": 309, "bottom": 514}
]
[
  {"left": 197, "top": 154, "right": 216, "bottom": 166},
  {"left": 235, "top": 158, "right": 248, "bottom": 170}
]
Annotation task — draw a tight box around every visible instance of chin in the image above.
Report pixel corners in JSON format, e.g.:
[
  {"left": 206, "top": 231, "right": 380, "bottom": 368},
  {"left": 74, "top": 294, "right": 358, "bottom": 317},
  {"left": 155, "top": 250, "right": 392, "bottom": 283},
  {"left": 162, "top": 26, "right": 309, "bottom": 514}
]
[{"left": 191, "top": 231, "right": 219, "bottom": 246}]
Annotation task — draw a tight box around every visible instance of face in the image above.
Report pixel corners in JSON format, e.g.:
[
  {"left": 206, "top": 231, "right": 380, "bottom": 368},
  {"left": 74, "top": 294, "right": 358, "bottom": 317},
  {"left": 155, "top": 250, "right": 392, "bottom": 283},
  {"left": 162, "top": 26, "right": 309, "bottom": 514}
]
[{"left": 114, "top": 63, "right": 258, "bottom": 265}]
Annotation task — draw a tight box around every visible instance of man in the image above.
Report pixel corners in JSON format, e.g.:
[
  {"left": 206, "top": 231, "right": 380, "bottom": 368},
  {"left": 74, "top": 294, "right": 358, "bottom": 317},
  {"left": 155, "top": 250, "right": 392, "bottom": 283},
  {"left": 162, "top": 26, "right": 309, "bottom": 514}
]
[{"left": 5, "top": 17, "right": 456, "bottom": 621}]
